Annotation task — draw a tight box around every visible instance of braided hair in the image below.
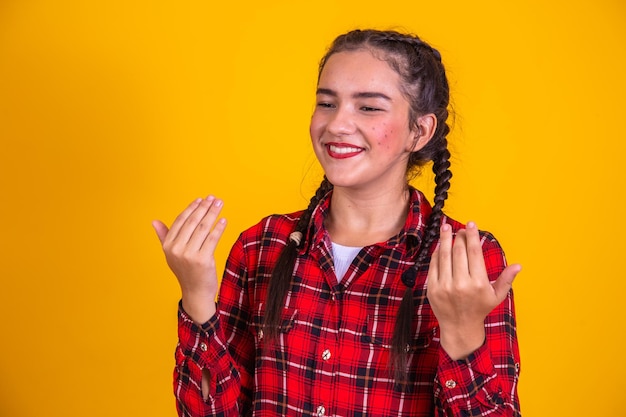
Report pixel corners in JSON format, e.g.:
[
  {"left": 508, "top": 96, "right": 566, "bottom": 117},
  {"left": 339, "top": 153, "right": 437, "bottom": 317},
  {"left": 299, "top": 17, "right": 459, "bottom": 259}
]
[
  {"left": 264, "top": 29, "right": 452, "bottom": 384},
  {"left": 263, "top": 177, "right": 334, "bottom": 341}
]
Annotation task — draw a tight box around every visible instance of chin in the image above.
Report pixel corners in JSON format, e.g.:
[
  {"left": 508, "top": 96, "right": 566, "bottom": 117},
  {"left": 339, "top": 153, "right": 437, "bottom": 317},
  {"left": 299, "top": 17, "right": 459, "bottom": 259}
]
[{"left": 323, "top": 176, "right": 361, "bottom": 190}]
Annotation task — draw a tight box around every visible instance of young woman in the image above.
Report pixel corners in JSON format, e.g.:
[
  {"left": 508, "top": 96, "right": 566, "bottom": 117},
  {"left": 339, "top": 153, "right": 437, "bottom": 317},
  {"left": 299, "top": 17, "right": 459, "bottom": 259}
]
[{"left": 154, "top": 29, "right": 522, "bottom": 417}]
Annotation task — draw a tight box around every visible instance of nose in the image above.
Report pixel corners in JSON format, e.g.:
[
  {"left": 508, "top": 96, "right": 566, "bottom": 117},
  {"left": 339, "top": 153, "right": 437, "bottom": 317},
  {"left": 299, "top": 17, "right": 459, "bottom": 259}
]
[{"left": 326, "top": 105, "right": 356, "bottom": 136}]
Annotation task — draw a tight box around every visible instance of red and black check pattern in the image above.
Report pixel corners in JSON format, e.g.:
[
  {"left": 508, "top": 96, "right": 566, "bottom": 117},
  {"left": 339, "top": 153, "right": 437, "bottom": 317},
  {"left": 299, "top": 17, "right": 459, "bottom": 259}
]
[{"left": 175, "top": 188, "right": 521, "bottom": 416}]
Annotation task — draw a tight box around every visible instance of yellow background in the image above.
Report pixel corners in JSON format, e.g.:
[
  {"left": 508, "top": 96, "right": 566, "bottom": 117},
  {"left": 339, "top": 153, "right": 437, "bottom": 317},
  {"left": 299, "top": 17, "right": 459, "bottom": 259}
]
[{"left": 1, "top": 0, "right": 624, "bottom": 416}]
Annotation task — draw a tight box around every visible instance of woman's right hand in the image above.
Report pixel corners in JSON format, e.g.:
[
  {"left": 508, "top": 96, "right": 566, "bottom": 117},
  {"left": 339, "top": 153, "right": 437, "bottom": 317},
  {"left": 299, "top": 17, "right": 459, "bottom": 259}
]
[{"left": 152, "top": 196, "right": 227, "bottom": 324}]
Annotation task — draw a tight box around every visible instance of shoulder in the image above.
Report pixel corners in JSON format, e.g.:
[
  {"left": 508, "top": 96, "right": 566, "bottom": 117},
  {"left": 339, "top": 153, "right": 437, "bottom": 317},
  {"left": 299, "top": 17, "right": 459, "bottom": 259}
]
[
  {"left": 442, "top": 215, "right": 500, "bottom": 245},
  {"left": 442, "top": 214, "right": 506, "bottom": 263},
  {"left": 238, "top": 210, "right": 304, "bottom": 245},
  {"left": 226, "top": 210, "right": 305, "bottom": 268},
  {"left": 442, "top": 215, "right": 508, "bottom": 280}
]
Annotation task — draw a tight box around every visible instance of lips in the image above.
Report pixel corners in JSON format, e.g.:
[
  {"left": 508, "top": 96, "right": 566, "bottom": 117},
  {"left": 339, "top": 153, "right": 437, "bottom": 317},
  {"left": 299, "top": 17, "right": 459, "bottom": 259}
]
[{"left": 326, "top": 143, "right": 364, "bottom": 159}]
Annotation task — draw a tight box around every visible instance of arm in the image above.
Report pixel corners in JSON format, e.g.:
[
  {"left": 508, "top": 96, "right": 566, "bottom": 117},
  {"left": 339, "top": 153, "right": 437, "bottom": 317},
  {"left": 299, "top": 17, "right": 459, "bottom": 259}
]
[
  {"left": 154, "top": 197, "right": 254, "bottom": 416},
  {"left": 175, "top": 303, "right": 244, "bottom": 416},
  {"left": 428, "top": 222, "right": 521, "bottom": 416}
]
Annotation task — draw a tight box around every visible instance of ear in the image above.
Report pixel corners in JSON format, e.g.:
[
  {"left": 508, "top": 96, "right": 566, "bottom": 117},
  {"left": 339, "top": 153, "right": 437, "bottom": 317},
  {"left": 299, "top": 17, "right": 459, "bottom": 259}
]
[{"left": 407, "top": 113, "right": 437, "bottom": 152}]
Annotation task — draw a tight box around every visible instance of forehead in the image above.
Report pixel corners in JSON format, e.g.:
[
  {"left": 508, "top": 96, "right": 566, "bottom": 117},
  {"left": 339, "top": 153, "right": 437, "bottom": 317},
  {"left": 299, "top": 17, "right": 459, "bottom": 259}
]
[{"left": 318, "top": 49, "right": 403, "bottom": 95}]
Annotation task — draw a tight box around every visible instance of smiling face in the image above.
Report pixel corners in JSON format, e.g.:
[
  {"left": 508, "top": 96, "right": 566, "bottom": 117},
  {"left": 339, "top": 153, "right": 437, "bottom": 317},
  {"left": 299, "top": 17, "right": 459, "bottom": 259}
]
[{"left": 310, "top": 49, "right": 426, "bottom": 194}]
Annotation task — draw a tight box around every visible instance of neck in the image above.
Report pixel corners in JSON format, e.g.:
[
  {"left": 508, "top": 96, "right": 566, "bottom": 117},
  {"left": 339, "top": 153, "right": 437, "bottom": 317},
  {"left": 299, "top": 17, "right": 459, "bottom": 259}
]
[{"left": 325, "top": 184, "right": 411, "bottom": 247}]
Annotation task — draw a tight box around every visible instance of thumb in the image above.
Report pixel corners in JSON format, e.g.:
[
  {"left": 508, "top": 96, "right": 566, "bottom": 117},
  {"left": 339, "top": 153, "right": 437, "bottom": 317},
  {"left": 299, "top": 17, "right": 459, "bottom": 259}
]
[
  {"left": 152, "top": 219, "right": 169, "bottom": 245},
  {"left": 492, "top": 264, "right": 522, "bottom": 302}
]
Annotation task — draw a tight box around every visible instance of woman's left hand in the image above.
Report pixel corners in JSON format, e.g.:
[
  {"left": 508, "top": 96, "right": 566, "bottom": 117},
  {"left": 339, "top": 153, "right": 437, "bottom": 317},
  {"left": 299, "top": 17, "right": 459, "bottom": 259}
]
[{"left": 426, "top": 221, "right": 522, "bottom": 360}]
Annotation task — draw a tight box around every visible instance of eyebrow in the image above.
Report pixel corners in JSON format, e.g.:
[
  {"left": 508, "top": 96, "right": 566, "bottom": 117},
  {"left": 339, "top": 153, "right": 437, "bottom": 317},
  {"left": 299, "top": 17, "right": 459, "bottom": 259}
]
[{"left": 316, "top": 88, "right": 392, "bottom": 101}]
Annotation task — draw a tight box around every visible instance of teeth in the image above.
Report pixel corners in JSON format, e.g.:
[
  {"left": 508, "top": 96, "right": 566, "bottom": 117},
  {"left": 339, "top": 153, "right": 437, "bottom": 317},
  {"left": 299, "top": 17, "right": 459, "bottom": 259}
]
[{"left": 329, "top": 144, "right": 362, "bottom": 154}]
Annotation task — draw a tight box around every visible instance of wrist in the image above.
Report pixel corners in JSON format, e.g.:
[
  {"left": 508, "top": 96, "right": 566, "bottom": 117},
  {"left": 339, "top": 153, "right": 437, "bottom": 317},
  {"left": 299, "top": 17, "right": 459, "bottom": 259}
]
[
  {"left": 181, "top": 291, "right": 217, "bottom": 325},
  {"left": 439, "top": 322, "right": 485, "bottom": 360}
]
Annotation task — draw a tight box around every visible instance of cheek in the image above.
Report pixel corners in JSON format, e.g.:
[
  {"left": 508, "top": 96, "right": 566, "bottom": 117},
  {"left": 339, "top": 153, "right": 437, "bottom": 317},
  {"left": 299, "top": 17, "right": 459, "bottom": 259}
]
[
  {"left": 373, "top": 124, "right": 395, "bottom": 148},
  {"left": 375, "top": 119, "right": 411, "bottom": 149},
  {"left": 309, "top": 114, "right": 323, "bottom": 138},
  {"left": 309, "top": 117, "right": 325, "bottom": 156}
]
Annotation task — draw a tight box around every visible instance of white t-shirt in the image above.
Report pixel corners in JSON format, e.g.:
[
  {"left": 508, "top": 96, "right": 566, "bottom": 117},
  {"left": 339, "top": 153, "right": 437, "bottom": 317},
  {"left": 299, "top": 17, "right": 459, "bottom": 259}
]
[{"left": 331, "top": 242, "right": 363, "bottom": 283}]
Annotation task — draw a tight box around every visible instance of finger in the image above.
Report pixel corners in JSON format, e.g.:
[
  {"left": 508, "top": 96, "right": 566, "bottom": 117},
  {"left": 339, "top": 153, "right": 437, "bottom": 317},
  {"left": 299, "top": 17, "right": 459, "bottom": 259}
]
[
  {"left": 172, "top": 196, "right": 216, "bottom": 245},
  {"left": 200, "top": 217, "right": 228, "bottom": 254},
  {"left": 187, "top": 198, "right": 225, "bottom": 251},
  {"left": 152, "top": 220, "right": 170, "bottom": 245},
  {"left": 437, "top": 223, "right": 453, "bottom": 283},
  {"left": 166, "top": 197, "right": 205, "bottom": 243},
  {"left": 451, "top": 228, "right": 469, "bottom": 281},
  {"left": 492, "top": 264, "right": 522, "bottom": 302},
  {"left": 465, "top": 222, "right": 488, "bottom": 279},
  {"left": 426, "top": 246, "right": 440, "bottom": 286}
]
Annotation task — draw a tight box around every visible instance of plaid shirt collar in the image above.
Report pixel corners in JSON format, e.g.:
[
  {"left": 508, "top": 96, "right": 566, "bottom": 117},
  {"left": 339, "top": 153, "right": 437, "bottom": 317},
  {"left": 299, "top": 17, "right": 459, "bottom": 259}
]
[{"left": 299, "top": 186, "right": 433, "bottom": 254}]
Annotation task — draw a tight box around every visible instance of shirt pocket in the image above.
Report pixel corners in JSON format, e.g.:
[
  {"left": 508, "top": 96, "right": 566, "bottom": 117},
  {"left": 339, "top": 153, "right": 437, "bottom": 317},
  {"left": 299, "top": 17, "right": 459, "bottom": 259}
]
[
  {"left": 252, "top": 302, "right": 299, "bottom": 346},
  {"left": 359, "top": 309, "right": 438, "bottom": 394},
  {"left": 360, "top": 312, "right": 434, "bottom": 352}
]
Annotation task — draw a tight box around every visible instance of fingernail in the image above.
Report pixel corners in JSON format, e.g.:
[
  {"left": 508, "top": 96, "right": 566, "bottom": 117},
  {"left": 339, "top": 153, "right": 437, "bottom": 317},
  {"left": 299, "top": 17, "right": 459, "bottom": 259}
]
[
  {"left": 441, "top": 224, "right": 451, "bottom": 232},
  {"left": 467, "top": 221, "right": 476, "bottom": 229},
  {"left": 215, "top": 199, "right": 223, "bottom": 207}
]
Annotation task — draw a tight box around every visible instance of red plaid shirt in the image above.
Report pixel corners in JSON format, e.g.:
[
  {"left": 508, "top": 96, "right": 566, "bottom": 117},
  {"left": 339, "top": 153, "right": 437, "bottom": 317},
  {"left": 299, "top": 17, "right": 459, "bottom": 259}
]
[{"left": 174, "top": 188, "right": 521, "bottom": 416}]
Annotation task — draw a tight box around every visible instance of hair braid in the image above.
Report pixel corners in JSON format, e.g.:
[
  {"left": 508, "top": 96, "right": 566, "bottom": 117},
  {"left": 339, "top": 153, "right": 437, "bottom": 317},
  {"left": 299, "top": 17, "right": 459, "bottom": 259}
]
[
  {"left": 390, "top": 139, "right": 451, "bottom": 385},
  {"left": 263, "top": 177, "right": 334, "bottom": 341},
  {"left": 422, "top": 143, "right": 452, "bottom": 258}
]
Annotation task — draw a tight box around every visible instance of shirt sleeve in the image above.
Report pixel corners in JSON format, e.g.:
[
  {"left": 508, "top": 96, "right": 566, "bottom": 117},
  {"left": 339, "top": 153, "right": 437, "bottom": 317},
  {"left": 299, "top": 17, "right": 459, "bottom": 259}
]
[
  {"left": 174, "top": 236, "right": 255, "bottom": 417},
  {"left": 433, "top": 232, "right": 521, "bottom": 417}
]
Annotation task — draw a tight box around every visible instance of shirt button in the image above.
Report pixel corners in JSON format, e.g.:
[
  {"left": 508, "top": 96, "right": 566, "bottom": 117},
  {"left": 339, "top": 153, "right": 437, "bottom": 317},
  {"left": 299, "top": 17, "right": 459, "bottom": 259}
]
[
  {"left": 316, "top": 405, "right": 326, "bottom": 416},
  {"left": 199, "top": 342, "right": 208, "bottom": 352},
  {"left": 322, "top": 349, "right": 331, "bottom": 361},
  {"left": 445, "top": 379, "right": 457, "bottom": 389},
  {"left": 258, "top": 329, "right": 264, "bottom": 340}
]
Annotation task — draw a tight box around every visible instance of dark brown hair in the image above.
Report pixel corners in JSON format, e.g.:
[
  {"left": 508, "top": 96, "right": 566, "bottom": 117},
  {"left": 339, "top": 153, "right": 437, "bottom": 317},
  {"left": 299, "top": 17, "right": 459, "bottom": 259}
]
[{"left": 263, "top": 29, "right": 452, "bottom": 385}]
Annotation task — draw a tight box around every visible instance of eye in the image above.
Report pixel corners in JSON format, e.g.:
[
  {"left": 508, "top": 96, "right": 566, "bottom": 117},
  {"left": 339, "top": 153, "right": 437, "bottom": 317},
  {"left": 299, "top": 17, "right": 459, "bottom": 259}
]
[
  {"left": 316, "top": 102, "right": 335, "bottom": 109},
  {"left": 361, "top": 106, "right": 382, "bottom": 112}
]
